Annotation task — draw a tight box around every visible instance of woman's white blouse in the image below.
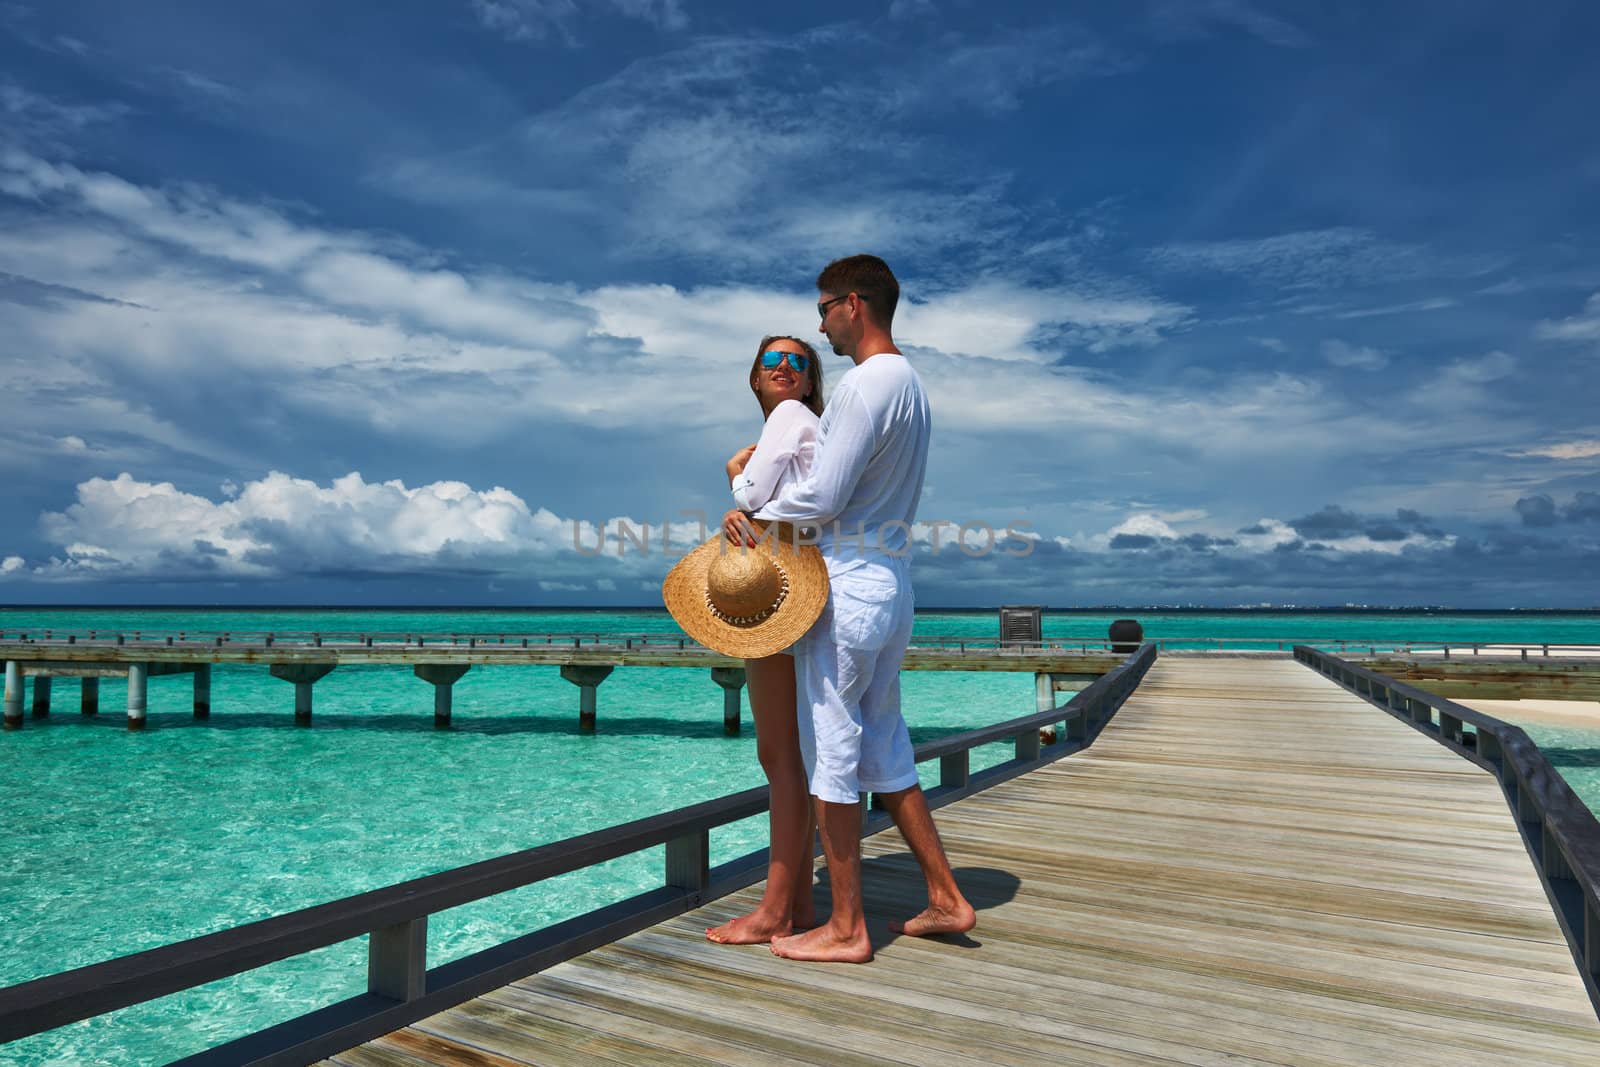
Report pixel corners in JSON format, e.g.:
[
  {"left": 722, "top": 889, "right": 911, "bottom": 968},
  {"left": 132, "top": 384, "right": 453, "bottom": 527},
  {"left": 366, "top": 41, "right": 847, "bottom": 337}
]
[{"left": 731, "top": 399, "right": 820, "bottom": 513}]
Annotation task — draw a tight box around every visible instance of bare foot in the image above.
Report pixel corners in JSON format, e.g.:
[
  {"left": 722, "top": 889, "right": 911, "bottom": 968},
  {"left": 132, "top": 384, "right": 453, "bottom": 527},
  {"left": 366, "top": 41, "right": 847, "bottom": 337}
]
[
  {"left": 889, "top": 901, "right": 977, "bottom": 937},
  {"left": 769, "top": 923, "right": 872, "bottom": 963},
  {"left": 706, "top": 910, "right": 792, "bottom": 945},
  {"left": 790, "top": 901, "right": 818, "bottom": 931}
]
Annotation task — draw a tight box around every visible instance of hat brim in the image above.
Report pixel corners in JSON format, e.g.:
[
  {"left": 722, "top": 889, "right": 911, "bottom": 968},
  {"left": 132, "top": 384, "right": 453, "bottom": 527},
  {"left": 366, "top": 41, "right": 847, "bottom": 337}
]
[{"left": 662, "top": 522, "right": 829, "bottom": 659}]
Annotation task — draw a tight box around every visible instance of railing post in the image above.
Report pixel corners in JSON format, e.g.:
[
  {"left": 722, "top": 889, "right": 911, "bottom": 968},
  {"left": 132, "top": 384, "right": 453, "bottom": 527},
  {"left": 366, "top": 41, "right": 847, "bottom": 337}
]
[
  {"left": 368, "top": 918, "right": 427, "bottom": 1002},
  {"left": 1015, "top": 727, "right": 1041, "bottom": 762},
  {"left": 1586, "top": 900, "right": 1600, "bottom": 985},
  {"left": 940, "top": 751, "right": 969, "bottom": 791},
  {"left": 665, "top": 830, "right": 710, "bottom": 894}
]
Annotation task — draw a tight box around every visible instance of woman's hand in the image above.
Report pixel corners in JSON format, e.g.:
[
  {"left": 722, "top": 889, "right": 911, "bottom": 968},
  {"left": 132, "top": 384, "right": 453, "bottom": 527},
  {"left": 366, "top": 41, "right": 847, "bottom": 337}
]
[
  {"left": 725, "top": 444, "right": 757, "bottom": 483},
  {"left": 722, "top": 508, "right": 758, "bottom": 547}
]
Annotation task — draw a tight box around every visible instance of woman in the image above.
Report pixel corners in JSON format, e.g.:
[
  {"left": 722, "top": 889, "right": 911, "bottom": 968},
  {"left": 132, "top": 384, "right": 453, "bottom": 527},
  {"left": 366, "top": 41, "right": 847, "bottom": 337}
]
[{"left": 705, "top": 334, "right": 825, "bottom": 945}]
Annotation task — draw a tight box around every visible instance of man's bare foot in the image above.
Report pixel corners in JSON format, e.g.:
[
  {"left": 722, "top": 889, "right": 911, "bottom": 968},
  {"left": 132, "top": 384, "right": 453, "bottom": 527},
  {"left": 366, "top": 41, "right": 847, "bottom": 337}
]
[
  {"left": 706, "top": 910, "right": 792, "bottom": 945},
  {"left": 790, "top": 901, "right": 818, "bottom": 931},
  {"left": 769, "top": 923, "right": 872, "bottom": 963},
  {"left": 889, "top": 901, "right": 977, "bottom": 937}
]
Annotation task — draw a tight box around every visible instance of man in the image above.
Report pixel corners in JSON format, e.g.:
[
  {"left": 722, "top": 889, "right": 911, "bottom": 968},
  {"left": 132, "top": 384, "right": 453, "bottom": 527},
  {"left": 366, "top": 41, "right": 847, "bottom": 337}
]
[{"left": 724, "top": 254, "right": 976, "bottom": 962}]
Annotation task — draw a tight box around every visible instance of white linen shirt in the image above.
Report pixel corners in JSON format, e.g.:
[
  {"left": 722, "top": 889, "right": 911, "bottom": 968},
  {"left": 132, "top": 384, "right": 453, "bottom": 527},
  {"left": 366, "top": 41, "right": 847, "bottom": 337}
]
[
  {"left": 730, "top": 399, "right": 819, "bottom": 512},
  {"left": 752, "top": 353, "right": 929, "bottom": 564}
]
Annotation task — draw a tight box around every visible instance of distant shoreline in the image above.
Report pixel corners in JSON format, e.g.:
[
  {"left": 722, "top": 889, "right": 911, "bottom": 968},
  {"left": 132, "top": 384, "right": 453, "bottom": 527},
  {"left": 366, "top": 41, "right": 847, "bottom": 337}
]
[{"left": 1, "top": 604, "right": 1597, "bottom": 615}]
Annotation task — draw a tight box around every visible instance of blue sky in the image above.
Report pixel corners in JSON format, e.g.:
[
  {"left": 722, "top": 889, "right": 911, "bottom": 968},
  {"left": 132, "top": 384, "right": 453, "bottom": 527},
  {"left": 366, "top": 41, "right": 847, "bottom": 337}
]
[{"left": 0, "top": 0, "right": 1596, "bottom": 607}]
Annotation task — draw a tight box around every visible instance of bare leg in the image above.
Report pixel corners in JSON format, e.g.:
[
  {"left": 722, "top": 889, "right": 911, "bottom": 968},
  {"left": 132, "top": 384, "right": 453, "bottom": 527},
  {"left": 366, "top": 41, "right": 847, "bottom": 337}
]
[
  {"left": 771, "top": 797, "right": 872, "bottom": 962},
  {"left": 879, "top": 785, "right": 976, "bottom": 937},
  {"left": 707, "top": 654, "right": 817, "bottom": 944}
]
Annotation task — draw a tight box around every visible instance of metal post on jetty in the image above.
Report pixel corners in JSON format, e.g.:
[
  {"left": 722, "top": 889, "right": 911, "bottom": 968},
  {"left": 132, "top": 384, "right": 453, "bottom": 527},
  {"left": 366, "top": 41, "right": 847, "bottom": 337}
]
[
  {"left": 559, "top": 665, "right": 613, "bottom": 732},
  {"left": 710, "top": 667, "right": 746, "bottom": 735},
  {"left": 414, "top": 664, "right": 471, "bottom": 728},
  {"left": 268, "top": 664, "right": 336, "bottom": 725}
]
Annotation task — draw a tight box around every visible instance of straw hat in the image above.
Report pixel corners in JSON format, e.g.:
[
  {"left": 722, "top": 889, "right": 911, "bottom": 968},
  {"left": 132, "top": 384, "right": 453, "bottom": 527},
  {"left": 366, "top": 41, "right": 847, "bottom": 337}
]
[{"left": 662, "top": 521, "right": 829, "bottom": 659}]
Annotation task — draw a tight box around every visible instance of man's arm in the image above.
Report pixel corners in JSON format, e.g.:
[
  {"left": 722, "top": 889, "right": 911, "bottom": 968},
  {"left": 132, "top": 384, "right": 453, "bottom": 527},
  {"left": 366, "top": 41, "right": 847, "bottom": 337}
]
[{"left": 754, "top": 386, "right": 876, "bottom": 526}]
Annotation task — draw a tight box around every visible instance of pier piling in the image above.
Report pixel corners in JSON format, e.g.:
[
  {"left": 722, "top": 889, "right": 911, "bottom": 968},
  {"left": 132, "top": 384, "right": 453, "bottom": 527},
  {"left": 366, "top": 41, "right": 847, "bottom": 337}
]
[
  {"left": 268, "top": 664, "right": 337, "bottom": 725},
  {"left": 31, "top": 676, "right": 51, "bottom": 718},
  {"left": 127, "top": 663, "right": 148, "bottom": 731},
  {"left": 193, "top": 665, "right": 210, "bottom": 720},
  {"left": 3, "top": 662, "right": 22, "bottom": 730},
  {"left": 710, "top": 667, "right": 746, "bottom": 735},
  {"left": 559, "top": 665, "right": 614, "bottom": 732},
  {"left": 414, "top": 664, "right": 471, "bottom": 728},
  {"left": 81, "top": 677, "right": 99, "bottom": 716}
]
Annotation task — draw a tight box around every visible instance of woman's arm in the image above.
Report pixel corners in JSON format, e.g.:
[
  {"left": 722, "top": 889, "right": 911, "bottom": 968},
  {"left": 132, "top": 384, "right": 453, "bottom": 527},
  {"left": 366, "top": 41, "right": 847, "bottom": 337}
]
[{"left": 731, "top": 401, "right": 815, "bottom": 512}]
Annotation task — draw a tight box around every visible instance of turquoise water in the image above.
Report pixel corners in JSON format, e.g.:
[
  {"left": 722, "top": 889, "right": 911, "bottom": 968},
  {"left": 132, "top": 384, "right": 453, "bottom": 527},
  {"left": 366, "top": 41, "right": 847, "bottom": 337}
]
[{"left": 2, "top": 608, "right": 1598, "bottom": 1065}]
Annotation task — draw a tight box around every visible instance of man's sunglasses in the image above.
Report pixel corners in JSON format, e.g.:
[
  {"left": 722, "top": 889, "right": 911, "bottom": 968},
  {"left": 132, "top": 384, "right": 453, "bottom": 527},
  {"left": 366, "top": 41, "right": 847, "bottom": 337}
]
[
  {"left": 817, "top": 294, "right": 851, "bottom": 321},
  {"left": 760, "top": 350, "right": 811, "bottom": 372}
]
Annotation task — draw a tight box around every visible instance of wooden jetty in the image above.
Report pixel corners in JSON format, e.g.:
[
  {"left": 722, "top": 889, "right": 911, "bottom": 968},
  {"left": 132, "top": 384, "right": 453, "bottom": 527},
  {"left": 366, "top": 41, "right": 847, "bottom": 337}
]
[
  {"left": 0, "top": 629, "right": 1121, "bottom": 732},
  {"left": 320, "top": 656, "right": 1600, "bottom": 1066},
  {"left": 4, "top": 646, "right": 1600, "bottom": 1065}
]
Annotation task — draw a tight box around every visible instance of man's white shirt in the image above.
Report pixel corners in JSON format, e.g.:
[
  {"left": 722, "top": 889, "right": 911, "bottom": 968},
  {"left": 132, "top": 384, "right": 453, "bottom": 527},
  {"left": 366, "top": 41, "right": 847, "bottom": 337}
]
[{"left": 752, "top": 352, "right": 929, "bottom": 567}]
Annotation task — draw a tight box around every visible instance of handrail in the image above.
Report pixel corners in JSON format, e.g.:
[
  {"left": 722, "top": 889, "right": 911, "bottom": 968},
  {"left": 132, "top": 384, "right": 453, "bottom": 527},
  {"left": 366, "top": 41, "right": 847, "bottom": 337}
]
[
  {"left": 1293, "top": 645, "right": 1600, "bottom": 1015},
  {"left": 0, "top": 644, "right": 1158, "bottom": 1065}
]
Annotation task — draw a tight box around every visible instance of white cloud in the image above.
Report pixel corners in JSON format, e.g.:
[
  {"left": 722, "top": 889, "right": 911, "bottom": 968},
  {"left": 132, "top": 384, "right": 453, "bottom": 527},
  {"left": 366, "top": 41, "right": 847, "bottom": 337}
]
[
  {"left": 470, "top": 0, "right": 686, "bottom": 44},
  {"left": 1535, "top": 292, "right": 1600, "bottom": 342},
  {"left": 0, "top": 84, "right": 128, "bottom": 140},
  {"left": 17, "top": 471, "right": 697, "bottom": 582},
  {"left": 1332, "top": 297, "right": 1455, "bottom": 320},
  {"left": 1510, "top": 439, "right": 1600, "bottom": 460},
  {"left": 1107, "top": 514, "right": 1179, "bottom": 540},
  {"left": 1320, "top": 339, "right": 1388, "bottom": 370},
  {"left": 1444, "top": 350, "right": 1516, "bottom": 384},
  {"left": 1150, "top": 228, "right": 1449, "bottom": 290},
  {"left": 0, "top": 555, "right": 23, "bottom": 573},
  {"left": 1149, "top": 0, "right": 1312, "bottom": 48}
]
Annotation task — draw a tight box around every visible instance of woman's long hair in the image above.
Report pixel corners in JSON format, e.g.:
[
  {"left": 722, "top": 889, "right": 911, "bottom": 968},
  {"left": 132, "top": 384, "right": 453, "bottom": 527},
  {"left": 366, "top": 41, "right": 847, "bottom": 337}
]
[{"left": 749, "top": 335, "right": 824, "bottom": 418}]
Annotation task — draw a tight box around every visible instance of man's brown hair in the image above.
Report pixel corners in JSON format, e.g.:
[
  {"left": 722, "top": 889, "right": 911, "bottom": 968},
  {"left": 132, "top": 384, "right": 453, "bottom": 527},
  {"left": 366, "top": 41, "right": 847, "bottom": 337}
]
[{"left": 816, "top": 254, "right": 899, "bottom": 326}]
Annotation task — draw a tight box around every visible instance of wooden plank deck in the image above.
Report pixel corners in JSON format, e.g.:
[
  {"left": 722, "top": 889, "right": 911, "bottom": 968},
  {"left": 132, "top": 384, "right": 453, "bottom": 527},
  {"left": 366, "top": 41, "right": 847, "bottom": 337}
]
[{"left": 326, "top": 657, "right": 1600, "bottom": 1066}]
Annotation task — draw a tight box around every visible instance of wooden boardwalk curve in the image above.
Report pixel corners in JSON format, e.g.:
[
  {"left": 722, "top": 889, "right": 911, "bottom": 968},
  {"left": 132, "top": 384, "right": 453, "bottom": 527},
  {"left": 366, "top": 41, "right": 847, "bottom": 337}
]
[{"left": 326, "top": 657, "right": 1600, "bottom": 1066}]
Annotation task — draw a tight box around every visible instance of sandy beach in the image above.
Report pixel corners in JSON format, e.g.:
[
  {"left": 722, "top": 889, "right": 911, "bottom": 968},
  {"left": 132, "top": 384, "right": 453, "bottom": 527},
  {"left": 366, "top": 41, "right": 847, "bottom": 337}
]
[{"left": 1462, "top": 698, "right": 1600, "bottom": 730}]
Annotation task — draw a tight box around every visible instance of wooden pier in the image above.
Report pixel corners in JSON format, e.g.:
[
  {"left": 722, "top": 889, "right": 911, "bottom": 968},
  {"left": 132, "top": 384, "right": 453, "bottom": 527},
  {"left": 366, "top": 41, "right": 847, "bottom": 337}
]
[
  {"left": 0, "top": 629, "right": 1120, "bottom": 732},
  {"left": 315, "top": 656, "right": 1600, "bottom": 1066}
]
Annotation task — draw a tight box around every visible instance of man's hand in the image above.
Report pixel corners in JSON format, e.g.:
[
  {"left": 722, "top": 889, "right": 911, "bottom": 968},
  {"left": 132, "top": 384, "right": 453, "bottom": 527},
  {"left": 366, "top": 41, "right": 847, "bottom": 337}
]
[
  {"left": 722, "top": 508, "right": 758, "bottom": 547},
  {"left": 725, "top": 444, "right": 757, "bottom": 483}
]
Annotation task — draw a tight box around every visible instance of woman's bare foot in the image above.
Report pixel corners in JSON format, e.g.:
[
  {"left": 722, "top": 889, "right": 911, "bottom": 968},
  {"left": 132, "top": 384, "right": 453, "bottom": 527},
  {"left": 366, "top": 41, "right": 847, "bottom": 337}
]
[
  {"left": 770, "top": 923, "right": 872, "bottom": 963},
  {"left": 706, "top": 909, "right": 793, "bottom": 945},
  {"left": 888, "top": 900, "right": 977, "bottom": 937}
]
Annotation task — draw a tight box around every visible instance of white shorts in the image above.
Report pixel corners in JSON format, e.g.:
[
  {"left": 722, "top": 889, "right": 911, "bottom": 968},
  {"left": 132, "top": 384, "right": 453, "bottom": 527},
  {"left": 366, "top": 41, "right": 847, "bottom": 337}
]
[{"left": 794, "top": 560, "right": 919, "bottom": 805}]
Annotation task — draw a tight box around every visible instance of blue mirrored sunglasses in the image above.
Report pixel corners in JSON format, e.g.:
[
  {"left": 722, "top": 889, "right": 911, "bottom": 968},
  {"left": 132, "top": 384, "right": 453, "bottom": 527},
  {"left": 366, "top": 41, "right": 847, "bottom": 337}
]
[{"left": 760, "top": 350, "right": 810, "bottom": 372}]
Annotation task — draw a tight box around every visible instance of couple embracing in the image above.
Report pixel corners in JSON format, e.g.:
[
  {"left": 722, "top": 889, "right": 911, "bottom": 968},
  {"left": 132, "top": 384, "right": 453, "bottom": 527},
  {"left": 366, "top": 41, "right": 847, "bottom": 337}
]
[{"left": 665, "top": 254, "right": 975, "bottom": 963}]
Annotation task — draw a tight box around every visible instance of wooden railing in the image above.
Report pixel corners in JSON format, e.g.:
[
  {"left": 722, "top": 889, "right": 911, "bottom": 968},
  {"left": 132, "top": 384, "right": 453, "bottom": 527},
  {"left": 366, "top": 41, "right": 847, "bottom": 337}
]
[
  {"left": 0, "top": 644, "right": 1157, "bottom": 1066},
  {"left": 1294, "top": 645, "right": 1600, "bottom": 1014}
]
